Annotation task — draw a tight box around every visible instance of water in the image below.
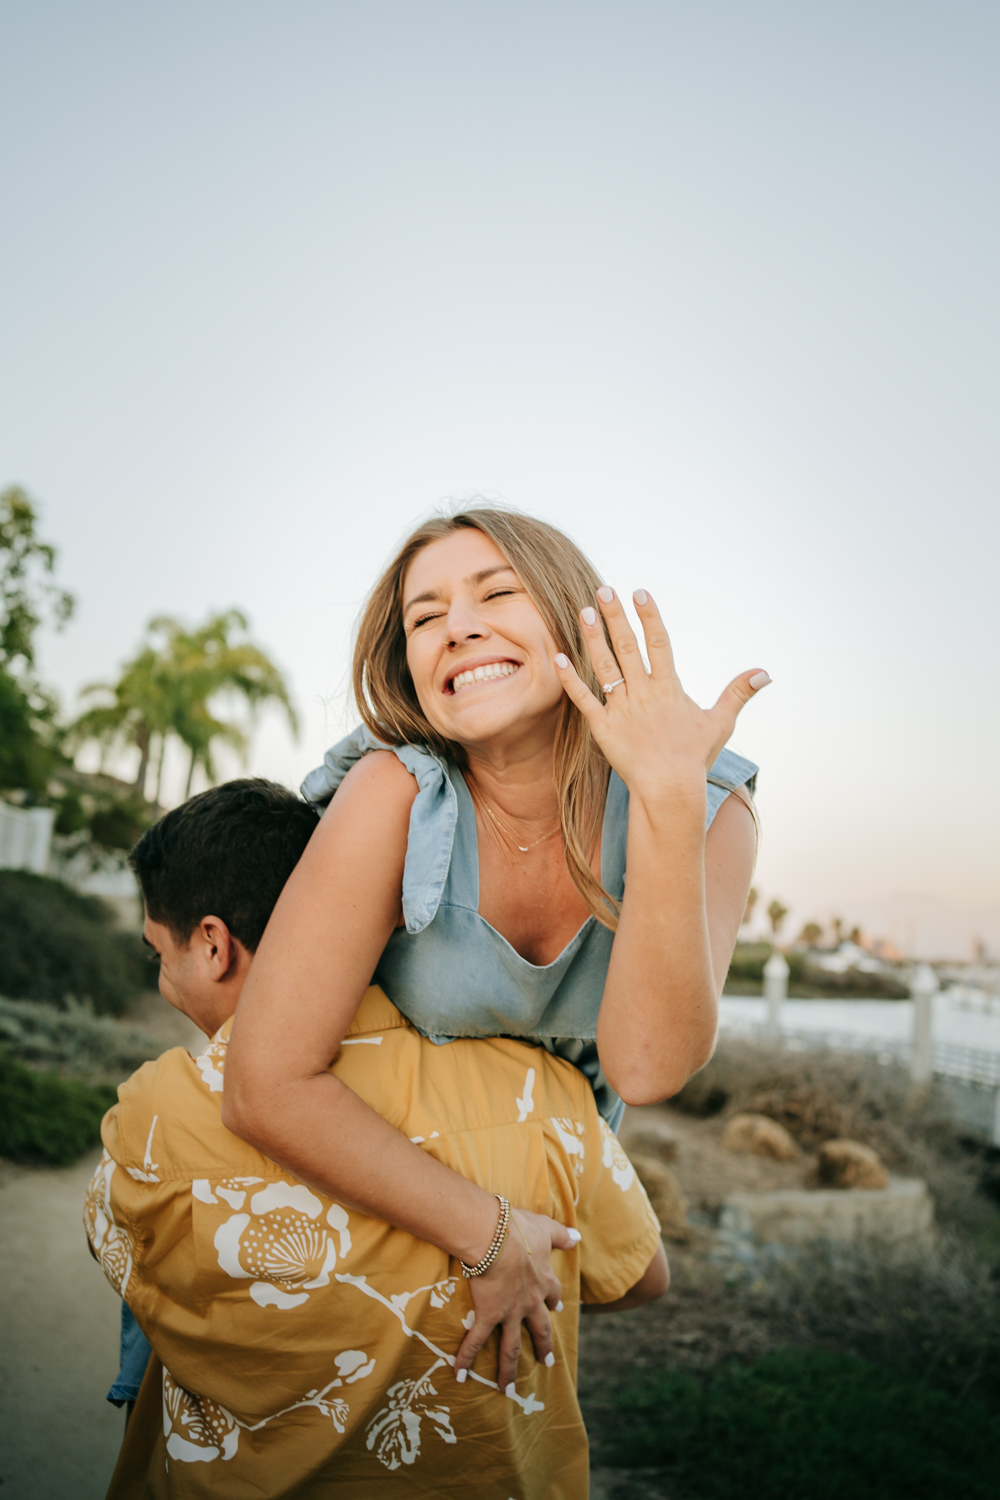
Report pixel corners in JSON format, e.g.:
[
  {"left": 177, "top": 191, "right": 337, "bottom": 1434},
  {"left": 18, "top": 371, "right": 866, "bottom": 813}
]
[{"left": 719, "top": 995, "right": 1000, "bottom": 1054}]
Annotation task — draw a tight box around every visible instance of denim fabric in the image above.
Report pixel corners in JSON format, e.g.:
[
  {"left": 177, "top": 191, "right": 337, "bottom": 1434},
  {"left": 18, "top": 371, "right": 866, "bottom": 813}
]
[
  {"left": 107, "top": 1302, "right": 152, "bottom": 1406},
  {"left": 303, "top": 727, "right": 758, "bottom": 1128}
]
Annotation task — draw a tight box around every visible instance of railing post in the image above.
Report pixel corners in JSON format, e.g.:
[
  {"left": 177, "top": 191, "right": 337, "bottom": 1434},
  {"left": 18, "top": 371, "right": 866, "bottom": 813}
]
[
  {"left": 909, "top": 963, "right": 938, "bottom": 1095},
  {"left": 763, "top": 950, "right": 789, "bottom": 1035}
]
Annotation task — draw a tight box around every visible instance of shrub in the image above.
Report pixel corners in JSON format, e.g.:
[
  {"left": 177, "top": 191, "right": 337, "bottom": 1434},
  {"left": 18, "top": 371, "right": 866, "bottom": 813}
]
[
  {"left": 0, "top": 1050, "right": 117, "bottom": 1166},
  {"left": 0, "top": 995, "right": 158, "bottom": 1084},
  {"left": 599, "top": 1349, "right": 999, "bottom": 1499},
  {"left": 0, "top": 870, "right": 147, "bottom": 1014},
  {"left": 750, "top": 1234, "right": 1000, "bottom": 1411}
]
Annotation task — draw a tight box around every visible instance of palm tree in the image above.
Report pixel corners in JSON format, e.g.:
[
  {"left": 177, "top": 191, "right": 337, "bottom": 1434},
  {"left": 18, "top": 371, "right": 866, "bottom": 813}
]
[
  {"left": 71, "top": 643, "right": 177, "bottom": 799},
  {"left": 71, "top": 610, "right": 297, "bottom": 802},
  {"left": 156, "top": 611, "right": 298, "bottom": 797},
  {"left": 766, "top": 899, "right": 789, "bottom": 939}
]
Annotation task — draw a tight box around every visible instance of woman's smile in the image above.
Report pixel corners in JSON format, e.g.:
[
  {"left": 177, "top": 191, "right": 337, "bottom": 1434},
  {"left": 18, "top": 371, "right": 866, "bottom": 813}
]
[{"left": 446, "top": 658, "right": 522, "bottom": 695}]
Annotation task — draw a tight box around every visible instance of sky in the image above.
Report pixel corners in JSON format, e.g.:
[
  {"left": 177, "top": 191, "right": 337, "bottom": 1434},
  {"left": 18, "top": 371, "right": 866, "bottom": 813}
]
[{"left": 1, "top": 1, "right": 998, "bottom": 958}]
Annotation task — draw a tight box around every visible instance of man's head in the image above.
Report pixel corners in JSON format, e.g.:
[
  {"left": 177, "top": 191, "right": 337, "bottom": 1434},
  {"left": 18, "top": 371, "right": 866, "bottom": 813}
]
[{"left": 129, "top": 779, "right": 319, "bottom": 1035}]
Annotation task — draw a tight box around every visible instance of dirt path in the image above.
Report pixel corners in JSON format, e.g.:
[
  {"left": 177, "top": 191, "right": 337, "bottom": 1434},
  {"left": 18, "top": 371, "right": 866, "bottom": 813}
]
[
  {"left": 0, "top": 1001, "right": 204, "bottom": 1499},
  {"left": 0, "top": 1150, "right": 125, "bottom": 1499}
]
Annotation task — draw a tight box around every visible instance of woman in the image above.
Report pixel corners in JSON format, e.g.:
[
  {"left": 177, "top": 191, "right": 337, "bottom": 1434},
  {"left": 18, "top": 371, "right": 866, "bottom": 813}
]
[{"left": 224, "top": 508, "right": 765, "bottom": 1390}]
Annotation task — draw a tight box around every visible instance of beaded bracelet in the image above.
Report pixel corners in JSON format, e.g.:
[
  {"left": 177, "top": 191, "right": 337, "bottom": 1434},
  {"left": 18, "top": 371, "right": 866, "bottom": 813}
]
[{"left": 460, "top": 1195, "right": 512, "bottom": 1278}]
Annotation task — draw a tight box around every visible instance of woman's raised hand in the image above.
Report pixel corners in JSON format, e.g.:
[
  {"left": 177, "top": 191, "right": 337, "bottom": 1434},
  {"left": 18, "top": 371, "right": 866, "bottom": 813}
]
[
  {"left": 554, "top": 587, "right": 770, "bottom": 804},
  {"left": 453, "top": 1210, "right": 579, "bottom": 1391}
]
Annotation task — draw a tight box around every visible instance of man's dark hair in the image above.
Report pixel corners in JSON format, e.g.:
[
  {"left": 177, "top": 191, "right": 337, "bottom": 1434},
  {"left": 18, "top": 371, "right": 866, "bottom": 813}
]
[{"left": 129, "top": 779, "right": 319, "bottom": 951}]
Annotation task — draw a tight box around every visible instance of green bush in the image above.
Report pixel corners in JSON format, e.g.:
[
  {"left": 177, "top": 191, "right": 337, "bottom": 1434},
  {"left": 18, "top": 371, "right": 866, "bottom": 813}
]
[
  {"left": 0, "top": 1049, "right": 117, "bottom": 1165},
  {"left": 600, "top": 1349, "right": 999, "bottom": 1499},
  {"left": 0, "top": 870, "right": 147, "bottom": 1014},
  {"left": 0, "top": 995, "right": 158, "bottom": 1084}
]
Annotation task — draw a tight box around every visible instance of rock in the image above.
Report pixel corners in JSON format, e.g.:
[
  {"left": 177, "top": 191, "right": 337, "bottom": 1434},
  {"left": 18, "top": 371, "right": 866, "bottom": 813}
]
[
  {"left": 721, "top": 1112, "right": 798, "bottom": 1161},
  {"left": 621, "top": 1118, "right": 679, "bottom": 1163},
  {"left": 817, "top": 1139, "right": 889, "bottom": 1190},
  {"left": 631, "top": 1154, "right": 691, "bottom": 1241},
  {"left": 720, "top": 1176, "right": 932, "bottom": 1248}
]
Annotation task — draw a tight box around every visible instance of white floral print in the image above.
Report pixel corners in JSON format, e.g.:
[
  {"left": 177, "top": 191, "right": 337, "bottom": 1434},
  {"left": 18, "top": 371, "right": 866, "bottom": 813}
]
[
  {"left": 163, "top": 1367, "right": 240, "bottom": 1463},
  {"left": 212, "top": 1179, "right": 352, "bottom": 1309},
  {"left": 195, "top": 1030, "right": 227, "bottom": 1092},
  {"left": 84, "top": 1150, "right": 134, "bottom": 1297},
  {"left": 365, "top": 1360, "right": 457, "bottom": 1470},
  {"left": 550, "top": 1117, "right": 586, "bottom": 1175},
  {"left": 598, "top": 1117, "right": 636, "bottom": 1192}
]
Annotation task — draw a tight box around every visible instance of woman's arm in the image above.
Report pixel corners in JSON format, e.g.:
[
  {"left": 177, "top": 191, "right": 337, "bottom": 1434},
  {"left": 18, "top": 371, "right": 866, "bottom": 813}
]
[
  {"left": 598, "top": 785, "right": 755, "bottom": 1103},
  {"left": 222, "top": 750, "right": 570, "bottom": 1386},
  {"left": 555, "top": 588, "right": 764, "bottom": 1105}
]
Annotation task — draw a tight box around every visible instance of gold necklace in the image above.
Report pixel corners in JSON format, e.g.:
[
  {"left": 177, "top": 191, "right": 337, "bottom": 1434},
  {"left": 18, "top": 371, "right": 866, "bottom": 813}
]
[{"left": 478, "top": 797, "right": 561, "bottom": 854}]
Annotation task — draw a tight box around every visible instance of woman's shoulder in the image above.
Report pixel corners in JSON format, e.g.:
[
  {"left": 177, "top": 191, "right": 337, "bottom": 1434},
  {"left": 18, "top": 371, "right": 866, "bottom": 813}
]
[
  {"left": 301, "top": 727, "right": 459, "bottom": 933},
  {"left": 301, "top": 725, "right": 445, "bottom": 807}
]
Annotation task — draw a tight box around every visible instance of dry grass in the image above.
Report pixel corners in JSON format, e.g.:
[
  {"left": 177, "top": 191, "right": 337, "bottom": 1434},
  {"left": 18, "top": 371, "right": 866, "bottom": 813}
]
[{"left": 672, "top": 1035, "right": 989, "bottom": 1232}]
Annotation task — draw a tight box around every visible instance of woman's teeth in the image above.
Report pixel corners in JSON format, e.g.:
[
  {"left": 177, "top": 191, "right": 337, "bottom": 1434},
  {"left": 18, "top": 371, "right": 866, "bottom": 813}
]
[{"left": 451, "top": 662, "right": 520, "bottom": 693}]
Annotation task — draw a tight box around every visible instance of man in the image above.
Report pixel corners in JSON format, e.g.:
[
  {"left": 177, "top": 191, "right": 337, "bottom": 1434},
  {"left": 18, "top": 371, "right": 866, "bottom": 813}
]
[{"left": 87, "top": 779, "right": 666, "bottom": 1498}]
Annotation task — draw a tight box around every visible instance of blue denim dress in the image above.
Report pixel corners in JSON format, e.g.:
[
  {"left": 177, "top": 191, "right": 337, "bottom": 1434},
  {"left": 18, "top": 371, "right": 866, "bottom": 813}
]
[{"left": 302, "top": 726, "right": 758, "bottom": 1130}]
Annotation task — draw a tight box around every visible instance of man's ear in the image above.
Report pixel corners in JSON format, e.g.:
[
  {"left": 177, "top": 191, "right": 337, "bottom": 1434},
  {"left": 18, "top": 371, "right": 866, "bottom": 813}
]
[{"left": 197, "top": 916, "right": 237, "bottom": 982}]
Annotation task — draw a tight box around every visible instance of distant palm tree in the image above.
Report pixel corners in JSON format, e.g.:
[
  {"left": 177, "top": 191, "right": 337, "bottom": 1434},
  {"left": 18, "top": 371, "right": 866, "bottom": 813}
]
[
  {"left": 71, "top": 610, "right": 297, "bottom": 802},
  {"left": 151, "top": 611, "right": 298, "bottom": 798},
  {"left": 767, "top": 899, "right": 789, "bottom": 938},
  {"left": 71, "top": 643, "right": 176, "bottom": 798}
]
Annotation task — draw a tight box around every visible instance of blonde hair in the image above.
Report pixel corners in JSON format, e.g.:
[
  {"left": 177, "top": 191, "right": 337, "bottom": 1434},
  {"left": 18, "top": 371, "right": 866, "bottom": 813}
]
[{"left": 353, "top": 508, "right": 619, "bottom": 928}]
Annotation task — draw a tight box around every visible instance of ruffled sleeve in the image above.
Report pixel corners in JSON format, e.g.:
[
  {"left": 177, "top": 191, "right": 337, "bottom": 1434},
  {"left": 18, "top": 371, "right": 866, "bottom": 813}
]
[
  {"left": 706, "top": 746, "right": 758, "bottom": 827},
  {"left": 300, "top": 726, "right": 457, "bottom": 935}
]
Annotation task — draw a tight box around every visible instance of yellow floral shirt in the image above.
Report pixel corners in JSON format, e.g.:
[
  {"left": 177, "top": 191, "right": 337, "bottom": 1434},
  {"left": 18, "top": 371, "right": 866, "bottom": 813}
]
[{"left": 85, "top": 986, "right": 660, "bottom": 1500}]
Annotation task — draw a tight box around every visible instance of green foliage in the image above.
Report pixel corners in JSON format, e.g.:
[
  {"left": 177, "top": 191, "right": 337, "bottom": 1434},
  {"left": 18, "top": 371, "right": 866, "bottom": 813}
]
[
  {"left": 0, "top": 1049, "right": 116, "bottom": 1165},
  {"left": 599, "top": 1350, "right": 1000, "bottom": 1499},
  {"left": 0, "top": 871, "right": 147, "bottom": 1015},
  {"left": 0, "top": 995, "right": 158, "bottom": 1084},
  {"left": 0, "top": 666, "right": 63, "bottom": 794},
  {"left": 72, "top": 609, "right": 297, "bottom": 801},
  {"left": 0, "top": 486, "right": 74, "bottom": 795},
  {"left": 0, "top": 485, "right": 74, "bottom": 672}
]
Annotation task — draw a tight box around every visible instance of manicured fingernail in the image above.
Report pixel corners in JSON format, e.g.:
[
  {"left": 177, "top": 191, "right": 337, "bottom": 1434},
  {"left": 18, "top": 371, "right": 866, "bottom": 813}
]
[
  {"left": 581, "top": 606, "right": 597, "bottom": 626},
  {"left": 597, "top": 586, "right": 614, "bottom": 604},
  {"left": 555, "top": 1301, "right": 564, "bottom": 1312},
  {"left": 544, "top": 1351, "right": 556, "bottom": 1367},
  {"left": 505, "top": 1382, "right": 516, "bottom": 1398},
  {"left": 749, "top": 671, "right": 772, "bottom": 690},
  {"left": 633, "top": 589, "right": 648, "bottom": 605},
  {"left": 554, "top": 653, "right": 570, "bottom": 668},
  {"left": 567, "top": 1228, "right": 581, "bottom": 1244},
  {"left": 455, "top": 1368, "right": 468, "bottom": 1384}
]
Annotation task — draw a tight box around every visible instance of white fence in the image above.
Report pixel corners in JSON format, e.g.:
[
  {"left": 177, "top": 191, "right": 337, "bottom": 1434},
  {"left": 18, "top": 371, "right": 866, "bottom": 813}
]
[{"left": 0, "top": 802, "right": 54, "bottom": 874}]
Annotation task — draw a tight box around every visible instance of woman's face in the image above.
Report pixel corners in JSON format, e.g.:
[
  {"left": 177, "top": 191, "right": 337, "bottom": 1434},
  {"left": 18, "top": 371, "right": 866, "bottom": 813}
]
[{"left": 402, "top": 529, "right": 565, "bottom": 751}]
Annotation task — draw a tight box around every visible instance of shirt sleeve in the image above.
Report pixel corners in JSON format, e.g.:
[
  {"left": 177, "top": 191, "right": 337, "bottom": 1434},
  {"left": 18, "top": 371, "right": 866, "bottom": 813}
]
[{"left": 575, "top": 1115, "right": 663, "bottom": 1305}]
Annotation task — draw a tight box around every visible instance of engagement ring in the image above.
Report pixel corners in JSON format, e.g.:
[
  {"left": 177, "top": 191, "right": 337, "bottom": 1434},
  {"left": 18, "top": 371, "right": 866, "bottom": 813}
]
[{"left": 603, "top": 677, "right": 625, "bottom": 694}]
